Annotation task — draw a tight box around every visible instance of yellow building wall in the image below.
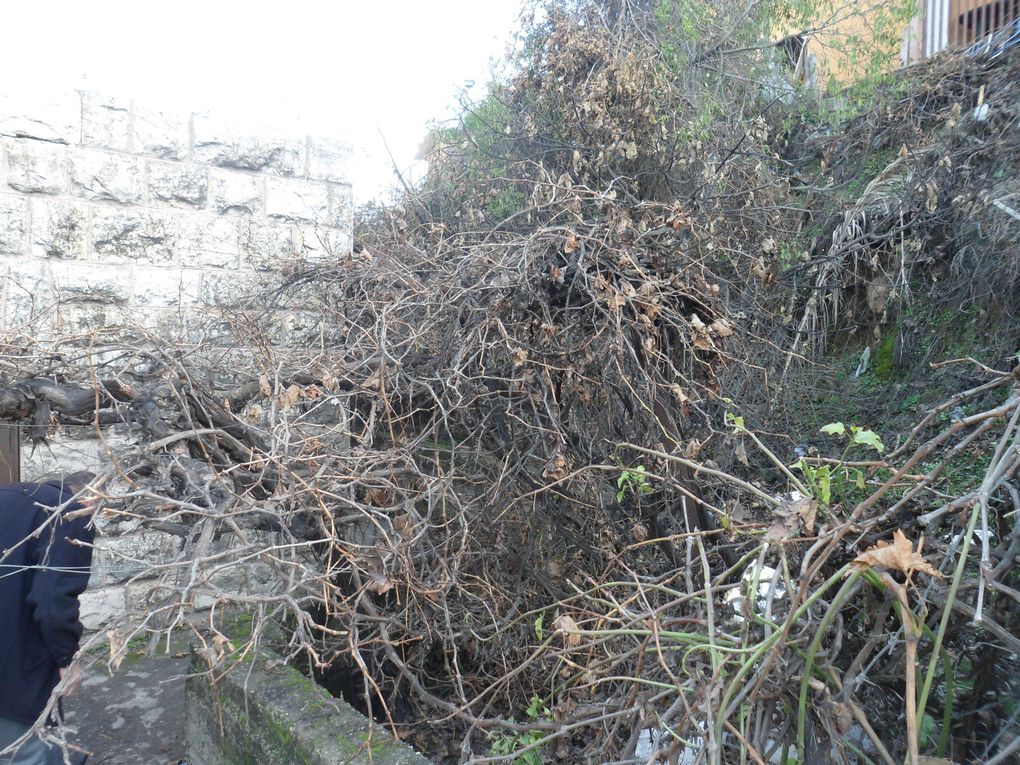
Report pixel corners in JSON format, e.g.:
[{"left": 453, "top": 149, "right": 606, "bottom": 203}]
[{"left": 777, "top": 0, "right": 919, "bottom": 84}]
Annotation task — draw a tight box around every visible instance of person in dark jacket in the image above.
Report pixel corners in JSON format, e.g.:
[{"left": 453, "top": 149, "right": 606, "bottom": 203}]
[{"left": 0, "top": 472, "right": 96, "bottom": 765}]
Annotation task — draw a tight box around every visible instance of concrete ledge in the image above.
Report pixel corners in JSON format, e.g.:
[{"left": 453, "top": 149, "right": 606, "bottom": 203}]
[{"left": 186, "top": 644, "right": 431, "bottom": 765}]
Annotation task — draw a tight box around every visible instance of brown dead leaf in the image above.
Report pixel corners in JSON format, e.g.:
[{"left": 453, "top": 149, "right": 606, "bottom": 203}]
[
  {"left": 734, "top": 440, "right": 749, "bottom": 466},
  {"left": 277, "top": 383, "right": 304, "bottom": 410},
  {"left": 542, "top": 451, "right": 568, "bottom": 481},
  {"left": 363, "top": 554, "right": 394, "bottom": 594},
  {"left": 212, "top": 633, "right": 235, "bottom": 662},
  {"left": 107, "top": 629, "right": 127, "bottom": 672},
  {"left": 630, "top": 522, "right": 649, "bottom": 543},
  {"left": 709, "top": 318, "right": 734, "bottom": 337},
  {"left": 765, "top": 496, "right": 818, "bottom": 541},
  {"left": 364, "top": 487, "right": 390, "bottom": 506},
  {"left": 564, "top": 231, "right": 579, "bottom": 254},
  {"left": 606, "top": 290, "right": 627, "bottom": 310},
  {"left": 692, "top": 333, "right": 715, "bottom": 351},
  {"left": 670, "top": 385, "right": 689, "bottom": 404},
  {"left": 511, "top": 347, "right": 529, "bottom": 367},
  {"left": 853, "top": 529, "right": 943, "bottom": 578},
  {"left": 258, "top": 373, "right": 272, "bottom": 398},
  {"left": 392, "top": 512, "right": 417, "bottom": 540},
  {"left": 553, "top": 613, "right": 582, "bottom": 647}
]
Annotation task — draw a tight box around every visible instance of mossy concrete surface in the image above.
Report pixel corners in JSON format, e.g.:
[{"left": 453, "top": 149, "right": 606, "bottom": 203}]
[{"left": 186, "top": 645, "right": 431, "bottom": 765}]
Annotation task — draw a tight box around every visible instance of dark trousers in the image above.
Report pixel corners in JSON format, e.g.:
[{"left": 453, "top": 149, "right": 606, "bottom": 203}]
[{"left": 0, "top": 717, "right": 84, "bottom": 765}]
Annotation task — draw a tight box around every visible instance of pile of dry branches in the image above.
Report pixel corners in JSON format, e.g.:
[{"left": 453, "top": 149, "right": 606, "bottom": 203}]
[{"left": 1, "top": 3, "right": 1018, "bottom": 764}]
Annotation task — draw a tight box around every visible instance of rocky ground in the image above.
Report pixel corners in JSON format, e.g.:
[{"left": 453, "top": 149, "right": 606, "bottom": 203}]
[{"left": 64, "top": 652, "right": 189, "bottom": 765}]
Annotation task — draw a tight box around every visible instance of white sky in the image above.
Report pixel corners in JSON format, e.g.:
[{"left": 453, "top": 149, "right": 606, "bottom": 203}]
[{"left": 1, "top": 1, "right": 523, "bottom": 203}]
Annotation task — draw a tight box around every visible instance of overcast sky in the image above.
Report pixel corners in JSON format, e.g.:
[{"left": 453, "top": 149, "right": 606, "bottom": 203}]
[{"left": 2, "top": 0, "right": 522, "bottom": 202}]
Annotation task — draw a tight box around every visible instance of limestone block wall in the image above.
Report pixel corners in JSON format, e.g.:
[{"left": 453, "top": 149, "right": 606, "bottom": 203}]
[
  {"left": 0, "top": 87, "right": 353, "bottom": 629},
  {"left": 0, "top": 87, "right": 352, "bottom": 343}
]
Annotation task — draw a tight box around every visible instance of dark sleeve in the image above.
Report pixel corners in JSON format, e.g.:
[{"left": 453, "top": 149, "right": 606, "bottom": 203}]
[{"left": 25, "top": 510, "right": 96, "bottom": 667}]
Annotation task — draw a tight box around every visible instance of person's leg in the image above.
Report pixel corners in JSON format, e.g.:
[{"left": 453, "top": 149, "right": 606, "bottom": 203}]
[{"left": 0, "top": 718, "right": 63, "bottom": 765}]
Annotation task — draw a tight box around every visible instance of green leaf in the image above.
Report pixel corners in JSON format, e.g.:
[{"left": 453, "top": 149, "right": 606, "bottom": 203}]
[
  {"left": 820, "top": 422, "right": 846, "bottom": 436},
  {"left": 534, "top": 613, "right": 544, "bottom": 642},
  {"left": 817, "top": 464, "right": 831, "bottom": 505},
  {"left": 853, "top": 469, "right": 866, "bottom": 490},
  {"left": 919, "top": 712, "right": 937, "bottom": 747},
  {"left": 725, "top": 411, "right": 745, "bottom": 429},
  {"left": 851, "top": 428, "right": 885, "bottom": 453}
]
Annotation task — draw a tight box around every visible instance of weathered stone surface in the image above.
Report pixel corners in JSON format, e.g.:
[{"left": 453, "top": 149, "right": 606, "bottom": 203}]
[
  {"left": 70, "top": 148, "right": 144, "bottom": 204},
  {"left": 5, "top": 139, "right": 67, "bottom": 194},
  {"left": 51, "top": 261, "right": 131, "bottom": 303},
  {"left": 148, "top": 160, "right": 208, "bottom": 208},
  {"left": 307, "top": 136, "right": 352, "bottom": 184},
  {"left": 3, "top": 258, "right": 53, "bottom": 329},
  {"left": 55, "top": 302, "right": 132, "bottom": 338},
  {"left": 265, "top": 177, "right": 329, "bottom": 223},
  {"left": 193, "top": 113, "right": 301, "bottom": 175},
  {"left": 132, "top": 102, "right": 189, "bottom": 160},
  {"left": 0, "top": 195, "right": 28, "bottom": 253},
  {"left": 79, "top": 585, "right": 127, "bottom": 631},
  {"left": 92, "top": 208, "right": 176, "bottom": 265},
  {"left": 177, "top": 214, "right": 238, "bottom": 268},
  {"left": 133, "top": 266, "right": 202, "bottom": 306},
  {"left": 186, "top": 643, "right": 432, "bottom": 765},
  {"left": 329, "top": 184, "right": 354, "bottom": 231},
  {"left": 93, "top": 530, "right": 183, "bottom": 586},
  {"left": 238, "top": 218, "right": 295, "bottom": 270},
  {"left": 80, "top": 91, "right": 131, "bottom": 152},
  {"left": 200, "top": 269, "right": 264, "bottom": 306},
  {"left": 295, "top": 224, "right": 352, "bottom": 261},
  {"left": 30, "top": 198, "right": 89, "bottom": 259},
  {"left": 207, "top": 168, "right": 262, "bottom": 215},
  {"left": 0, "top": 90, "right": 80, "bottom": 144}
]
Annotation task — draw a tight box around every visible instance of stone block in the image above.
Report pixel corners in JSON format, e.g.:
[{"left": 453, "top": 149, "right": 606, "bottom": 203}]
[
  {"left": 193, "top": 113, "right": 302, "bottom": 176},
  {"left": 30, "top": 198, "right": 89, "bottom": 259},
  {"left": 55, "top": 301, "right": 133, "bottom": 340},
  {"left": 70, "top": 149, "right": 144, "bottom": 204},
  {"left": 306, "top": 136, "right": 351, "bottom": 184},
  {"left": 126, "top": 579, "right": 180, "bottom": 613},
  {"left": 177, "top": 214, "right": 239, "bottom": 268},
  {"left": 295, "top": 224, "right": 352, "bottom": 261},
  {"left": 5, "top": 139, "right": 67, "bottom": 195},
  {"left": 79, "top": 585, "right": 126, "bottom": 631},
  {"left": 185, "top": 643, "right": 432, "bottom": 765},
  {"left": 3, "top": 258, "right": 53, "bottom": 329},
  {"left": 135, "top": 306, "right": 191, "bottom": 340},
  {"left": 132, "top": 102, "right": 189, "bottom": 160},
  {"left": 238, "top": 218, "right": 295, "bottom": 270},
  {"left": 0, "top": 194, "right": 29, "bottom": 253},
  {"left": 265, "top": 177, "right": 329, "bottom": 224},
  {"left": 93, "top": 530, "right": 183, "bottom": 586},
  {"left": 148, "top": 160, "right": 208, "bottom": 208},
  {"left": 207, "top": 168, "right": 262, "bottom": 215},
  {"left": 51, "top": 261, "right": 131, "bottom": 304},
  {"left": 275, "top": 312, "right": 322, "bottom": 346},
  {"left": 92, "top": 208, "right": 176, "bottom": 265},
  {"left": 133, "top": 266, "right": 202, "bottom": 306},
  {"left": 200, "top": 269, "right": 265, "bottom": 307},
  {"left": 329, "top": 185, "right": 354, "bottom": 234},
  {"left": 0, "top": 90, "right": 80, "bottom": 144},
  {"left": 80, "top": 91, "right": 131, "bottom": 152}
]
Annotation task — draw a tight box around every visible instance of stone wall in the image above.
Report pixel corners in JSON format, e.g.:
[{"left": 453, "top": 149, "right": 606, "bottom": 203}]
[
  {"left": 0, "top": 87, "right": 351, "bottom": 343},
  {"left": 187, "top": 641, "right": 432, "bottom": 765},
  {"left": 0, "top": 87, "right": 353, "bottom": 629}
]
